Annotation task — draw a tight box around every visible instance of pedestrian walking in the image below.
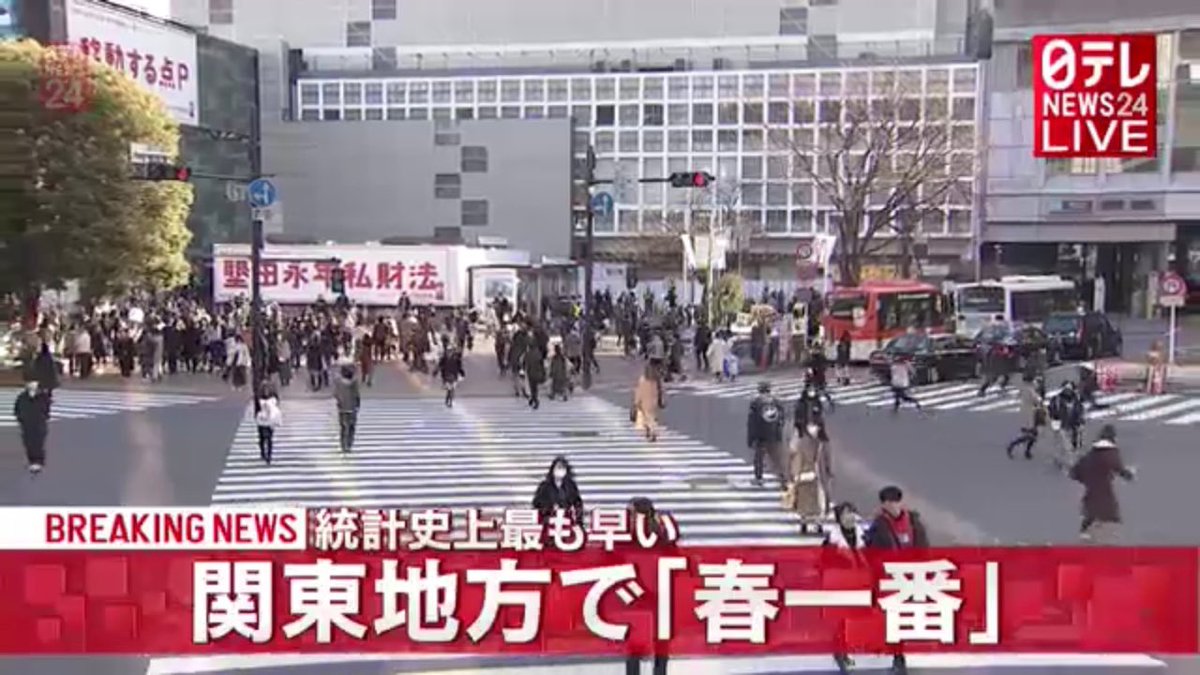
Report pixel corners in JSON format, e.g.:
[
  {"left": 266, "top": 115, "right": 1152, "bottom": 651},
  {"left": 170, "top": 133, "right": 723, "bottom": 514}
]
[
  {"left": 1047, "top": 381, "right": 1086, "bottom": 469},
  {"left": 333, "top": 364, "right": 361, "bottom": 453},
  {"left": 977, "top": 341, "right": 1012, "bottom": 396},
  {"left": 624, "top": 496, "right": 673, "bottom": 675},
  {"left": 1070, "top": 424, "right": 1135, "bottom": 544},
  {"left": 254, "top": 385, "right": 282, "bottom": 465},
  {"left": 14, "top": 379, "right": 51, "bottom": 474},
  {"left": 834, "top": 331, "right": 852, "bottom": 386},
  {"left": 1005, "top": 373, "right": 1046, "bottom": 460},
  {"left": 747, "top": 381, "right": 786, "bottom": 486},
  {"left": 888, "top": 358, "right": 923, "bottom": 414},
  {"left": 865, "top": 485, "right": 929, "bottom": 675},
  {"left": 549, "top": 344, "right": 571, "bottom": 401},
  {"left": 823, "top": 502, "right": 866, "bottom": 675},
  {"left": 227, "top": 334, "right": 251, "bottom": 391},
  {"left": 532, "top": 456, "right": 584, "bottom": 524},
  {"left": 524, "top": 343, "right": 546, "bottom": 409},
  {"left": 631, "top": 364, "right": 662, "bottom": 442},
  {"left": 436, "top": 341, "right": 465, "bottom": 408},
  {"left": 785, "top": 417, "right": 832, "bottom": 519}
]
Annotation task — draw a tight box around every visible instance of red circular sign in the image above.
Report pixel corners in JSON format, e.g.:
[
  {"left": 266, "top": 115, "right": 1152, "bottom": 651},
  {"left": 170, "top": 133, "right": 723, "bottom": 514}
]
[
  {"left": 795, "top": 243, "right": 814, "bottom": 261},
  {"left": 1160, "top": 273, "right": 1186, "bottom": 297}
]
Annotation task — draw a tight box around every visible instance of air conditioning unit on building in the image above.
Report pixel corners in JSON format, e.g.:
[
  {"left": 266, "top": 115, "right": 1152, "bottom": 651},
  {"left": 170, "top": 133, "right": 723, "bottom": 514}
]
[
  {"left": 673, "top": 58, "right": 689, "bottom": 71},
  {"left": 713, "top": 58, "right": 727, "bottom": 70}
]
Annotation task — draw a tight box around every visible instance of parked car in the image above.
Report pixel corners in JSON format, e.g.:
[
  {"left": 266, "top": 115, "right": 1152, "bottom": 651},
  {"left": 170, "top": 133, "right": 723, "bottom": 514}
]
[
  {"left": 973, "top": 322, "right": 1051, "bottom": 372},
  {"left": 869, "top": 333, "right": 980, "bottom": 386},
  {"left": 1043, "top": 312, "right": 1122, "bottom": 361}
]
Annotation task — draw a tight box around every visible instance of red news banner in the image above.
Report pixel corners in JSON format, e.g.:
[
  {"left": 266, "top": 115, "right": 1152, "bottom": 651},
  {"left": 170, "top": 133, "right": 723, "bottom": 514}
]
[{"left": 0, "top": 507, "right": 1196, "bottom": 655}]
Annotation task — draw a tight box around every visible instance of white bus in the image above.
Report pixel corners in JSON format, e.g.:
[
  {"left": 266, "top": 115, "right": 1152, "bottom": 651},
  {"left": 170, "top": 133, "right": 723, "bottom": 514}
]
[{"left": 953, "top": 276, "right": 1080, "bottom": 337}]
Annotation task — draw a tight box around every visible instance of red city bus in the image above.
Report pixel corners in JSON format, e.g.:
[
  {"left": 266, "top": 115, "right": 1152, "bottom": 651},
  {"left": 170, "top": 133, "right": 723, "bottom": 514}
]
[{"left": 822, "top": 281, "right": 949, "bottom": 361}]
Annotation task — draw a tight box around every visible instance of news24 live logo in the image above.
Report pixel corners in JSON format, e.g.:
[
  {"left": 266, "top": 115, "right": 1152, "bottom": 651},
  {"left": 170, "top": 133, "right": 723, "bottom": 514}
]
[
  {"left": 1033, "top": 34, "right": 1157, "bottom": 159},
  {"left": 37, "top": 44, "right": 94, "bottom": 113}
]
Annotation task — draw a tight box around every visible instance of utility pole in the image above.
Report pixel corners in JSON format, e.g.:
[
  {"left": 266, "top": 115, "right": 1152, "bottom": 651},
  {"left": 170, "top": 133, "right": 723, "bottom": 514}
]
[
  {"left": 250, "top": 218, "right": 265, "bottom": 402},
  {"left": 581, "top": 147, "right": 601, "bottom": 391}
]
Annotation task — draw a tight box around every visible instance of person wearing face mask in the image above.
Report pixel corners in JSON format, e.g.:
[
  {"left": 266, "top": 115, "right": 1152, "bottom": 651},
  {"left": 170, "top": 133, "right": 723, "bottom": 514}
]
[
  {"left": 333, "top": 364, "right": 361, "bottom": 453},
  {"left": 823, "top": 502, "right": 865, "bottom": 675},
  {"left": 865, "top": 486, "right": 927, "bottom": 675},
  {"left": 785, "top": 415, "right": 832, "bottom": 519},
  {"left": 14, "top": 379, "right": 52, "bottom": 474},
  {"left": 1048, "top": 380, "right": 1086, "bottom": 469},
  {"left": 532, "top": 456, "right": 584, "bottom": 525}
]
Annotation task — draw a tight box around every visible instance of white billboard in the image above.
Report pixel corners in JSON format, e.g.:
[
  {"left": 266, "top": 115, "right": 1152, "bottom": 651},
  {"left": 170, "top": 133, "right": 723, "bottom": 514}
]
[
  {"left": 212, "top": 244, "right": 462, "bottom": 307},
  {"left": 65, "top": 0, "right": 198, "bottom": 125}
]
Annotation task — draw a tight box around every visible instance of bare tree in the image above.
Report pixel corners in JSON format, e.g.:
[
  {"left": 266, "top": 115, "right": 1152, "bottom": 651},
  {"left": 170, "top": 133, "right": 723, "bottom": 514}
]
[{"left": 783, "top": 74, "right": 975, "bottom": 286}]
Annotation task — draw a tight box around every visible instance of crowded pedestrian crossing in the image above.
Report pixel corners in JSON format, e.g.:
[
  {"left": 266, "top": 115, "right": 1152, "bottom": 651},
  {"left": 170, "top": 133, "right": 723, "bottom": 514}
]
[
  {"left": 0, "top": 387, "right": 219, "bottom": 427},
  {"left": 670, "top": 376, "right": 1200, "bottom": 426},
  {"left": 210, "top": 394, "right": 819, "bottom": 547}
]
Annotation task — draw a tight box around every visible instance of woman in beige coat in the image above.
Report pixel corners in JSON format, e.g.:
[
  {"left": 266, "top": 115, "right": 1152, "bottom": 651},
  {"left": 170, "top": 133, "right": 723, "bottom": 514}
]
[
  {"left": 632, "top": 364, "right": 662, "bottom": 442},
  {"left": 785, "top": 418, "right": 832, "bottom": 519}
]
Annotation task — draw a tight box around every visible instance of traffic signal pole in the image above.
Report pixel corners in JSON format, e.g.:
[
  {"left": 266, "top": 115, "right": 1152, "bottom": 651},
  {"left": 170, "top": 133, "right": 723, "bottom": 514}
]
[
  {"left": 577, "top": 162, "right": 713, "bottom": 390},
  {"left": 250, "top": 218, "right": 264, "bottom": 403}
]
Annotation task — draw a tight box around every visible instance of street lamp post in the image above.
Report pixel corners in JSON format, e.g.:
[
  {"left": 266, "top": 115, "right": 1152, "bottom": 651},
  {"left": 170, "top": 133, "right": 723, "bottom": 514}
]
[{"left": 249, "top": 218, "right": 265, "bottom": 403}]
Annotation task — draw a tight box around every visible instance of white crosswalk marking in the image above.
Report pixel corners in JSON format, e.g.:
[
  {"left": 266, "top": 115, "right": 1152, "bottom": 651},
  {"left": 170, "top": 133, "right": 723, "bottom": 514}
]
[
  {"left": 0, "top": 387, "right": 218, "bottom": 427},
  {"left": 211, "top": 395, "right": 818, "bottom": 547},
  {"left": 669, "top": 376, "right": 1200, "bottom": 427}
]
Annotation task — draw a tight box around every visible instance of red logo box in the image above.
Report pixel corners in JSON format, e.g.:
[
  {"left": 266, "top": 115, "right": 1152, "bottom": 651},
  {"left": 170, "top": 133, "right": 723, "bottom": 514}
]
[
  {"left": 37, "top": 44, "right": 94, "bottom": 113},
  {"left": 1032, "top": 34, "right": 1157, "bottom": 159}
]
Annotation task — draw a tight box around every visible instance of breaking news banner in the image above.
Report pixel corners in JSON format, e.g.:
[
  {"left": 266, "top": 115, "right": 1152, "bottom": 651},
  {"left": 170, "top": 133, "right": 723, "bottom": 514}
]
[
  {"left": 0, "top": 506, "right": 1194, "bottom": 655},
  {"left": 1032, "top": 33, "right": 1158, "bottom": 159}
]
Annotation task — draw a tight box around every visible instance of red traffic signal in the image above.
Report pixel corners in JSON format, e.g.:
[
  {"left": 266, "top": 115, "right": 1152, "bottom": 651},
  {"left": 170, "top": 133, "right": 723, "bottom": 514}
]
[
  {"left": 142, "top": 163, "right": 191, "bottom": 182},
  {"left": 669, "top": 171, "right": 715, "bottom": 188}
]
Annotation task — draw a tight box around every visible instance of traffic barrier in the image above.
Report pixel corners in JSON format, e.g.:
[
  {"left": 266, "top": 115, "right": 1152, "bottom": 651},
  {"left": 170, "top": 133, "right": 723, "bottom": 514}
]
[{"left": 1097, "top": 362, "right": 1119, "bottom": 393}]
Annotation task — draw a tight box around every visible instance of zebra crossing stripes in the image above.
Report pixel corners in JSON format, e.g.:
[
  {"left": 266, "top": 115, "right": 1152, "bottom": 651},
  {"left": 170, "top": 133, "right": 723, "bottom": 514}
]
[
  {"left": 670, "top": 376, "right": 1200, "bottom": 427},
  {"left": 211, "top": 395, "right": 818, "bottom": 547},
  {"left": 0, "top": 387, "right": 219, "bottom": 427}
]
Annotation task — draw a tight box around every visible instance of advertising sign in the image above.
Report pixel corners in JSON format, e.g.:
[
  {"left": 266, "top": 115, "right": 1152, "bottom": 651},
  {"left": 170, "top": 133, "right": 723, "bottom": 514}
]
[
  {"left": 65, "top": 0, "right": 198, "bottom": 125},
  {"left": 1033, "top": 33, "right": 1157, "bottom": 159},
  {"left": 213, "top": 245, "right": 459, "bottom": 306}
]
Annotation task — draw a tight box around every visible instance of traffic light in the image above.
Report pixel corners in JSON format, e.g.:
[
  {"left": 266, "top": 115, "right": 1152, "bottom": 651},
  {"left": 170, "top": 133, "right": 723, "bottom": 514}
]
[
  {"left": 142, "top": 163, "right": 191, "bottom": 181},
  {"left": 668, "top": 171, "right": 714, "bottom": 188},
  {"left": 330, "top": 267, "right": 346, "bottom": 295}
]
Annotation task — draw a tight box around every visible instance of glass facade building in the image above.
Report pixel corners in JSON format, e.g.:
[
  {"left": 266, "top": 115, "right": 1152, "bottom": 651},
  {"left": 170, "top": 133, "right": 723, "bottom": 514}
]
[{"left": 295, "top": 62, "right": 980, "bottom": 243}]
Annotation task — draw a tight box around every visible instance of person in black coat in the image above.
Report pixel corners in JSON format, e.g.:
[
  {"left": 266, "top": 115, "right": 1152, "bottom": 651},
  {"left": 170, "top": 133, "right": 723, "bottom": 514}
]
[
  {"left": 436, "top": 342, "right": 465, "bottom": 407},
  {"left": 15, "top": 379, "right": 52, "bottom": 474},
  {"left": 532, "top": 456, "right": 584, "bottom": 525},
  {"left": 524, "top": 344, "right": 546, "bottom": 409},
  {"left": 747, "top": 381, "right": 786, "bottom": 485}
]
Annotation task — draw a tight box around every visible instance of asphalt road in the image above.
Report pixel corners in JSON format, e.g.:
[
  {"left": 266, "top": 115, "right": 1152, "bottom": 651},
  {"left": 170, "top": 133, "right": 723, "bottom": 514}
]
[{"left": 0, "top": 361, "right": 1196, "bottom": 675}]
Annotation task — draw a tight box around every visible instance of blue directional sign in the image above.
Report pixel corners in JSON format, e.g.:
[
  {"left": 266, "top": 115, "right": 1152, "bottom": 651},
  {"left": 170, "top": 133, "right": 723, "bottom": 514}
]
[
  {"left": 247, "top": 178, "right": 277, "bottom": 208},
  {"left": 590, "top": 192, "right": 614, "bottom": 217}
]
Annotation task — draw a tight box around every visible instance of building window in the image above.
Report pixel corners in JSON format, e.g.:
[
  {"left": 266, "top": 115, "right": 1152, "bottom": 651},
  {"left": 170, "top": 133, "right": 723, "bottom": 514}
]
[
  {"left": 370, "top": 48, "right": 396, "bottom": 71},
  {"left": 371, "top": 0, "right": 397, "bottom": 20},
  {"left": 300, "top": 83, "right": 319, "bottom": 106},
  {"left": 596, "top": 105, "right": 616, "bottom": 126},
  {"left": 435, "top": 131, "right": 460, "bottom": 146},
  {"left": 209, "top": 0, "right": 233, "bottom": 25},
  {"left": 322, "top": 109, "right": 340, "bottom": 121},
  {"left": 321, "top": 83, "right": 340, "bottom": 105},
  {"left": 434, "top": 174, "right": 461, "bottom": 199},
  {"left": 462, "top": 200, "right": 488, "bottom": 226},
  {"left": 346, "top": 22, "right": 371, "bottom": 47},
  {"left": 643, "top": 104, "right": 664, "bottom": 126},
  {"left": 779, "top": 7, "right": 807, "bottom": 35},
  {"left": 462, "top": 146, "right": 488, "bottom": 172},
  {"left": 364, "top": 83, "right": 383, "bottom": 105}
]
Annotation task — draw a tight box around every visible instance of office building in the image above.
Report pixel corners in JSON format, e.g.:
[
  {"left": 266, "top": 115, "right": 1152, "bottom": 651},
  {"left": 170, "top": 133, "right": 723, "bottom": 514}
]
[
  {"left": 167, "top": 0, "right": 984, "bottom": 279},
  {"left": 982, "top": 0, "right": 1200, "bottom": 314}
]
